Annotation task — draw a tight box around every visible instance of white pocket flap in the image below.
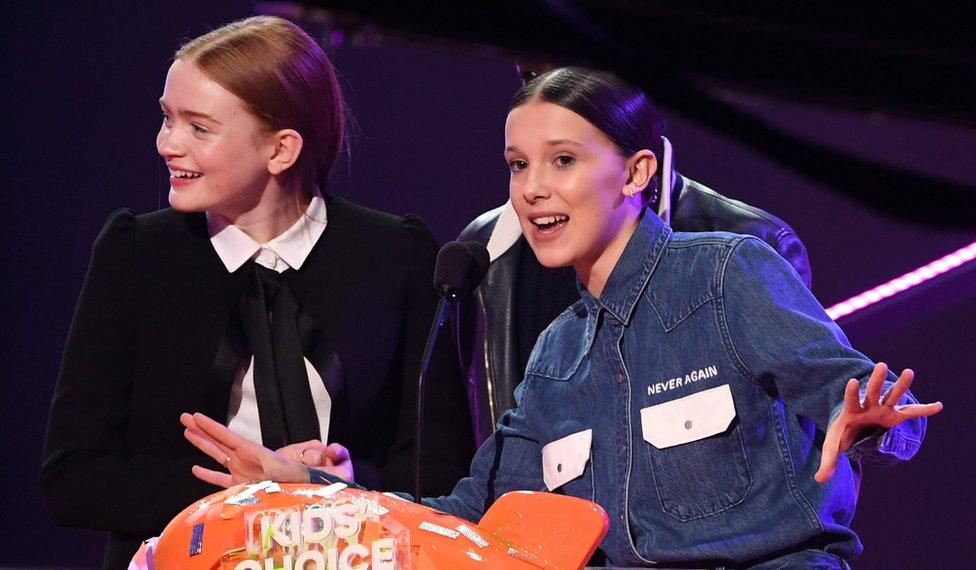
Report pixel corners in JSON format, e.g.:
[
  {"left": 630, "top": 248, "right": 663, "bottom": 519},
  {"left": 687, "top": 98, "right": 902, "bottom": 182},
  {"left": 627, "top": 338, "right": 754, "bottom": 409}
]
[
  {"left": 641, "top": 384, "right": 736, "bottom": 449},
  {"left": 541, "top": 429, "right": 592, "bottom": 491}
]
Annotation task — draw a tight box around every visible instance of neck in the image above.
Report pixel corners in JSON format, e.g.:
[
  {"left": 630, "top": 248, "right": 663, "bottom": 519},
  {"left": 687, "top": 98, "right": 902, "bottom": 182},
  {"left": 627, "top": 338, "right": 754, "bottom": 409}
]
[
  {"left": 217, "top": 184, "right": 310, "bottom": 244},
  {"left": 575, "top": 210, "right": 641, "bottom": 299}
]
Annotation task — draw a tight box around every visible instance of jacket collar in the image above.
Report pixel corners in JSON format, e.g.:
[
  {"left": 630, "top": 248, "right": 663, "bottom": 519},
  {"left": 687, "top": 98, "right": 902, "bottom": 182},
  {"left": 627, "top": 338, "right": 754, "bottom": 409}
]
[
  {"left": 578, "top": 209, "right": 671, "bottom": 326},
  {"left": 485, "top": 200, "right": 522, "bottom": 262}
]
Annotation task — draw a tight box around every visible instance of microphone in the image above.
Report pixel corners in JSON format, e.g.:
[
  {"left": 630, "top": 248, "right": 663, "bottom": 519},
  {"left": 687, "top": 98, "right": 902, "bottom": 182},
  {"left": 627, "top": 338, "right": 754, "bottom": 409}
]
[
  {"left": 414, "top": 242, "right": 490, "bottom": 502},
  {"left": 433, "top": 241, "right": 491, "bottom": 297}
]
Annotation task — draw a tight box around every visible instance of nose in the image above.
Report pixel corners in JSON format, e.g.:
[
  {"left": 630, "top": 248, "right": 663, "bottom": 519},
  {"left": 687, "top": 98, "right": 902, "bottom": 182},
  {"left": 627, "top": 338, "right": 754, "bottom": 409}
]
[
  {"left": 156, "top": 124, "right": 186, "bottom": 159},
  {"left": 521, "top": 166, "right": 550, "bottom": 204}
]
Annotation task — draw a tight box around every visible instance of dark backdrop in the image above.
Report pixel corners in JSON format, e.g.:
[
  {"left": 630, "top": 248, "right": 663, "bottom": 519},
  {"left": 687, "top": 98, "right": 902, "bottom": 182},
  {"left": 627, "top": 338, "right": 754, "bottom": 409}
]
[{"left": 3, "top": 3, "right": 973, "bottom": 568}]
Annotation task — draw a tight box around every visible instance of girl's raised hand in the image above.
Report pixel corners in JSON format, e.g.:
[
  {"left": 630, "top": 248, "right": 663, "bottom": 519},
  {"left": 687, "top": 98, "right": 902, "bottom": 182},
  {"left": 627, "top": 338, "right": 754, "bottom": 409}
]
[{"left": 815, "top": 363, "right": 943, "bottom": 483}]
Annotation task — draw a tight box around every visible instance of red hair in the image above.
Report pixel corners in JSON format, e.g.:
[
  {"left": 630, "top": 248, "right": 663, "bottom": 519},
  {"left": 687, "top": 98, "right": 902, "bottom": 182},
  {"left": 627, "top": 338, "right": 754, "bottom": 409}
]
[{"left": 177, "top": 16, "right": 345, "bottom": 208}]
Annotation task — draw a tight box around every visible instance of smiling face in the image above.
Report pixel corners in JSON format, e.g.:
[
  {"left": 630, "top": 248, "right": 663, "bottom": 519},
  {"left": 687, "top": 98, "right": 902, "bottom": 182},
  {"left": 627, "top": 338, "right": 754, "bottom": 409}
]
[
  {"left": 157, "top": 58, "right": 277, "bottom": 218},
  {"left": 505, "top": 100, "right": 653, "bottom": 294}
]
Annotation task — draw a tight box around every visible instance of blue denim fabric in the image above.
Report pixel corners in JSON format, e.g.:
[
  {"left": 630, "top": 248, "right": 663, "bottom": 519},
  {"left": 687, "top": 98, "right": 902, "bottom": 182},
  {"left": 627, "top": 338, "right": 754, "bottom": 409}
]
[{"left": 314, "top": 211, "right": 925, "bottom": 567}]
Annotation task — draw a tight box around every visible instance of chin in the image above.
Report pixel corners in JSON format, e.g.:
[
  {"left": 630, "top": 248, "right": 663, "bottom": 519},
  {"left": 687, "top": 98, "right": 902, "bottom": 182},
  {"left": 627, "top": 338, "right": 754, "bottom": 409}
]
[
  {"left": 167, "top": 188, "right": 208, "bottom": 213},
  {"left": 530, "top": 243, "right": 577, "bottom": 269}
]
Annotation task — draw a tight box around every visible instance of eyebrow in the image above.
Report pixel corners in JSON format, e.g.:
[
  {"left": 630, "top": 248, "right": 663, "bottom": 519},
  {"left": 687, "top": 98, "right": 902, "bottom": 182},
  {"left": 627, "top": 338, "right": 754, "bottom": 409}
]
[
  {"left": 546, "top": 139, "right": 584, "bottom": 147},
  {"left": 505, "top": 139, "right": 584, "bottom": 152},
  {"left": 159, "top": 99, "right": 223, "bottom": 125}
]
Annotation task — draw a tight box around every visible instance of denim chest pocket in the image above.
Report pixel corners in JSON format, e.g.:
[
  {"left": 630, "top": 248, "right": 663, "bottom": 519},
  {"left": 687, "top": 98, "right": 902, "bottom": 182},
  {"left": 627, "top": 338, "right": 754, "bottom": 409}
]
[
  {"left": 542, "top": 429, "right": 594, "bottom": 500},
  {"left": 640, "top": 384, "right": 753, "bottom": 521},
  {"left": 526, "top": 348, "right": 586, "bottom": 381},
  {"left": 542, "top": 429, "right": 593, "bottom": 491}
]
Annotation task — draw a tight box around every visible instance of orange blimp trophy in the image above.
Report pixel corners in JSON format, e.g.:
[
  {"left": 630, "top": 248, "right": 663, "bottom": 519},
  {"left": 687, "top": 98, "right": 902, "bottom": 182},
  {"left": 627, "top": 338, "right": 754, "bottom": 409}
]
[{"left": 129, "top": 481, "right": 608, "bottom": 569}]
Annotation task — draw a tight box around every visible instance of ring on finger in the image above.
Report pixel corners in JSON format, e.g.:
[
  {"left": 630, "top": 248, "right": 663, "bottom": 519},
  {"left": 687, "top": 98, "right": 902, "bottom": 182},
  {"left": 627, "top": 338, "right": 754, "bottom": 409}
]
[{"left": 224, "top": 455, "right": 232, "bottom": 466}]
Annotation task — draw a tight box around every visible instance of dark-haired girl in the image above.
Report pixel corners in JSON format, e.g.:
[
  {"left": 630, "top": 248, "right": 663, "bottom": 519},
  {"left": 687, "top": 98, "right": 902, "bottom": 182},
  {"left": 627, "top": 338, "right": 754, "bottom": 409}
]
[{"left": 183, "top": 67, "right": 941, "bottom": 568}]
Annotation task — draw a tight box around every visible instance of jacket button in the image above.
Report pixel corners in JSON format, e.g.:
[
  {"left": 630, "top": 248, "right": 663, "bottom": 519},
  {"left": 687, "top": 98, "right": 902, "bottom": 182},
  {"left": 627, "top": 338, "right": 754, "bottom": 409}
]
[
  {"left": 684, "top": 420, "right": 693, "bottom": 429},
  {"left": 615, "top": 371, "right": 624, "bottom": 383}
]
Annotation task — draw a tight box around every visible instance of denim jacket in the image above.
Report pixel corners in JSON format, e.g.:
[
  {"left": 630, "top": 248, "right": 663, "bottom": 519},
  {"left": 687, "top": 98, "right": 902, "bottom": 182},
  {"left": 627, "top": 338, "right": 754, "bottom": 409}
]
[
  {"left": 420, "top": 210, "right": 926, "bottom": 567},
  {"left": 456, "top": 174, "right": 814, "bottom": 447}
]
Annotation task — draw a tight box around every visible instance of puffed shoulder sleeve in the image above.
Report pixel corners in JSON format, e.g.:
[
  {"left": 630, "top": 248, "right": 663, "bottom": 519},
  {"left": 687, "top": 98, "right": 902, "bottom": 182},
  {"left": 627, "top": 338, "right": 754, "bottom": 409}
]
[
  {"left": 720, "top": 236, "right": 925, "bottom": 465},
  {"left": 41, "top": 209, "right": 216, "bottom": 536},
  {"left": 67, "top": 208, "right": 138, "bottom": 350},
  {"left": 42, "top": 209, "right": 138, "bottom": 524},
  {"left": 402, "top": 214, "right": 439, "bottom": 251}
]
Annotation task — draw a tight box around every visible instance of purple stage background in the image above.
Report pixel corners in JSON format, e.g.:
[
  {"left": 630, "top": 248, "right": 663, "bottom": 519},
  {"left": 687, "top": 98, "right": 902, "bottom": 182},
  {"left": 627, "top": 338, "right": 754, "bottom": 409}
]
[{"left": 2, "top": 3, "right": 973, "bottom": 568}]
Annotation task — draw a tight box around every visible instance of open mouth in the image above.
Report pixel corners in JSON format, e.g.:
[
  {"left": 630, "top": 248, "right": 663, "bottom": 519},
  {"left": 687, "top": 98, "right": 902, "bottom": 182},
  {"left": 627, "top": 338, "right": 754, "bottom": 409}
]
[
  {"left": 169, "top": 168, "right": 203, "bottom": 180},
  {"left": 530, "top": 214, "right": 569, "bottom": 233}
]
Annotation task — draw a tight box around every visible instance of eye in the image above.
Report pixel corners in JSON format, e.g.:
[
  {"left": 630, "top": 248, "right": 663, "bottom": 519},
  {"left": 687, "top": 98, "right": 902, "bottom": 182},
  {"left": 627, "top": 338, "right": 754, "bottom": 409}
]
[
  {"left": 508, "top": 159, "right": 528, "bottom": 172},
  {"left": 554, "top": 155, "right": 575, "bottom": 168},
  {"left": 161, "top": 112, "right": 173, "bottom": 127},
  {"left": 191, "top": 123, "right": 210, "bottom": 135}
]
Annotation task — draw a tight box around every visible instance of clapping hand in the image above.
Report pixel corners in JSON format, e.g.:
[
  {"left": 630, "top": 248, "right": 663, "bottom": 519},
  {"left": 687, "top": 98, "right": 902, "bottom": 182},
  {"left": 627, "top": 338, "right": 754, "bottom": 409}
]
[
  {"left": 180, "top": 412, "right": 308, "bottom": 487},
  {"left": 275, "top": 439, "right": 354, "bottom": 482}
]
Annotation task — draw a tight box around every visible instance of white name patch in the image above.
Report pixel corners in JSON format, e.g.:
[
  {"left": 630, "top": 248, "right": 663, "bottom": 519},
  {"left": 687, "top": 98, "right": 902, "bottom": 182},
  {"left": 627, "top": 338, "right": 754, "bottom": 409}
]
[{"left": 647, "top": 365, "right": 719, "bottom": 395}]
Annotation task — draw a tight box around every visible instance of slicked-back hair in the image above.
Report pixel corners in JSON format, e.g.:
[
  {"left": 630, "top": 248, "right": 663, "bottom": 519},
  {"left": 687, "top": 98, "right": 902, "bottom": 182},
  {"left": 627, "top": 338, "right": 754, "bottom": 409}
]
[
  {"left": 177, "top": 16, "right": 346, "bottom": 212},
  {"left": 512, "top": 67, "right": 666, "bottom": 203}
]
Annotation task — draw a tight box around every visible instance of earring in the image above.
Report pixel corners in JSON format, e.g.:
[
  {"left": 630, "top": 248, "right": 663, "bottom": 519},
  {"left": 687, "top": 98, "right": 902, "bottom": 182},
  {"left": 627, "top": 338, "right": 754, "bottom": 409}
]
[{"left": 625, "top": 188, "right": 635, "bottom": 197}]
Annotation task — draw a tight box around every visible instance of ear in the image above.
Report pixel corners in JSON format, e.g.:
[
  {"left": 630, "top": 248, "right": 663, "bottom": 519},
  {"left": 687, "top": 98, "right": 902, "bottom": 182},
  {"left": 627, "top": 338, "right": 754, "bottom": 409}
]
[
  {"left": 622, "top": 150, "right": 657, "bottom": 197},
  {"left": 266, "top": 129, "right": 304, "bottom": 176}
]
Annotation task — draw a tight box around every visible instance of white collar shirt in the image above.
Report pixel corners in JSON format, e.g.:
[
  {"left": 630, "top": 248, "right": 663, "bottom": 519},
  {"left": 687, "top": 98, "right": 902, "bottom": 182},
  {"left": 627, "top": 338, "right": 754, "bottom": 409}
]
[{"left": 206, "top": 194, "right": 332, "bottom": 446}]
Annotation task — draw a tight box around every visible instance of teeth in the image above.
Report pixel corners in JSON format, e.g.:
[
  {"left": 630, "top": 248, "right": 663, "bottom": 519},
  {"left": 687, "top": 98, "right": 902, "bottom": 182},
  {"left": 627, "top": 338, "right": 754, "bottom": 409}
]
[
  {"left": 172, "top": 170, "right": 202, "bottom": 179},
  {"left": 532, "top": 214, "right": 568, "bottom": 226}
]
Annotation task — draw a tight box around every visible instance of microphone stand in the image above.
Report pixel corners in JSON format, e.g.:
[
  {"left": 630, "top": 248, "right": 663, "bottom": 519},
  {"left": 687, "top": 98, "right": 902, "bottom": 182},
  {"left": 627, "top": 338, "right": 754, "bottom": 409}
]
[{"left": 413, "top": 288, "right": 457, "bottom": 503}]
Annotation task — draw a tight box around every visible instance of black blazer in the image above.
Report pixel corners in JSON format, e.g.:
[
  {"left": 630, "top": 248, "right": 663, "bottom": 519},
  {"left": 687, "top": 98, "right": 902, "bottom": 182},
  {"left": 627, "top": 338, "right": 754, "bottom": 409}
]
[{"left": 41, "top": 194, "right": 473, "bottom": 569}]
